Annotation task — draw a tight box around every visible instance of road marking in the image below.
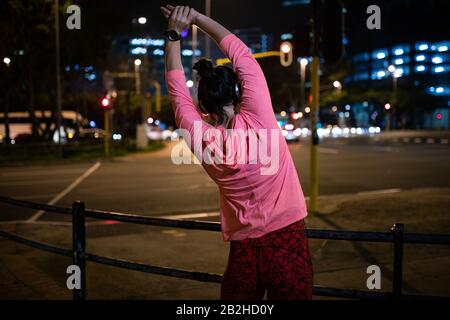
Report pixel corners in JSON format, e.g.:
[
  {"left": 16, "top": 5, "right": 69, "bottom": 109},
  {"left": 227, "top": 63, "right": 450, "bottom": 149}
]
[
  {"left": 357, "top": 188, "right": 401, "bottom": 196},
  {"left": 441, "top": 139, "right": 449, "bottom": 144},
  {"left": 414, "top": 138, "right": 422, "bottom": 144},
  {"left": 26, "top": 162, "right": 101, "bottom": 222},
  {"left": 426, "top": 138, "right": 435, "bottom": 144},
  {"left": 156, "top": 211, "right": 220, "bottom": 220},
  {"left": 371, "top": 146, "right": 394, "bottom": 152},
  {"left": 318, "top": 147, "right": 339, "bottom": 155}
]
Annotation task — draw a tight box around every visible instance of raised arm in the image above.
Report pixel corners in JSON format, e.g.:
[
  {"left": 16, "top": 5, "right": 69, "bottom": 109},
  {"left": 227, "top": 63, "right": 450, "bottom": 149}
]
[
  {"left": 162, "top": 6, "right": 203, "bottom": 132},
  {"left": 190, "top": 6, "right": 273, "bottom": 121}
]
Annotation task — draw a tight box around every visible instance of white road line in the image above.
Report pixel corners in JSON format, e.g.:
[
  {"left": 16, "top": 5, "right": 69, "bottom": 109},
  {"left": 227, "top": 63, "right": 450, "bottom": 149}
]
[
  {"left": 26, "top": 162, "right": 101, "bottom": 222},
  {"left": 441, "top": 139, "right": 449, "bottom": 144},
  {"left": 414, "top": 138, "right": 422, "bottom": 144},
  {"left": 318, "top": 147, "right": 339, "bottom": 155},
  {"left": 426, "top": 138, "right": 435, "bottom": 144},
  {"left": 357, "top": 188, "right": 401, "bottom": 196},
  {"left": 156, "top": 211, "right": 220, "bottom": 220}
]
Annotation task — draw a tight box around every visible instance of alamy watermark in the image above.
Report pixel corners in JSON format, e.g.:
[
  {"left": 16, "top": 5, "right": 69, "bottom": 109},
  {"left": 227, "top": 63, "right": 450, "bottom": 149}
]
[
  {"left": 366, "top": 265, "right": 382, "bottom": 290},
  {"left": 66, "top": 265, "right": 81, "bottom": 290},
  {"left": 170, "top": 121, "right": 280, "bottom": 176},
  {"left": 66, "top": 5, "right": 81, "bottom": 30},
  {"left": 366, "top": 5, "right": 381, "bottom": 30}
]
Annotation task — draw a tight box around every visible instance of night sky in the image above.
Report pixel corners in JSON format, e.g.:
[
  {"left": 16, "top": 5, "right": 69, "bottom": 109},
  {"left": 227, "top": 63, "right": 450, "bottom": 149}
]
[{"left": 76, "top": 0, "right": 449, "bottom": 54}]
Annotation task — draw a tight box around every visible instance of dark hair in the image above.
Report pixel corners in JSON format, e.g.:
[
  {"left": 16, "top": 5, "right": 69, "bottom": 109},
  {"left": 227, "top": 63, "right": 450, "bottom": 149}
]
[{"left": 193, "top": 58, "right": 241, "bottom": 120}]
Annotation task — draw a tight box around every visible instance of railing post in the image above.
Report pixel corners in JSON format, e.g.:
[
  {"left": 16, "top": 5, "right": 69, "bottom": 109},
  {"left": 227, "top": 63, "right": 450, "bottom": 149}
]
[
  {"left": 391, "top": 223, "right": 404, "bottom": 300},
  {"left": 72, "top": 201, "right": 86, "bottom": 300}
]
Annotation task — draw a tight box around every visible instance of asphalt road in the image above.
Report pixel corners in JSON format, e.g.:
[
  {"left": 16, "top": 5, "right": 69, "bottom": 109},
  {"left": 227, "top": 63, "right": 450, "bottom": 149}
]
[{"left": 0, "top": 136, "right": 449, "bottom": 223}]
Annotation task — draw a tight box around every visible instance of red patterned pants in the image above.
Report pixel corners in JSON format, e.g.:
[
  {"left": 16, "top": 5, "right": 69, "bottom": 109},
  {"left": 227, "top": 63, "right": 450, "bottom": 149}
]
[{"left": 221, "top": 219, "right": 313, "bottom": 300}]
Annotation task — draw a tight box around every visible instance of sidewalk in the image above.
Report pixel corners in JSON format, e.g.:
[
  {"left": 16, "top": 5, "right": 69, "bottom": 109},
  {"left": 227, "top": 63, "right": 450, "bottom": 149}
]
[{"left": 1, "top": 188, "right": 449, "bottom": 299}]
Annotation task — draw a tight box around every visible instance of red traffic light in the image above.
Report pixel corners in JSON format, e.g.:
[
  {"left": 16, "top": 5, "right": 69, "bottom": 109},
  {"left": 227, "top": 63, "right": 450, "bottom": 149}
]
[{"left": 101, "top": 97, "right": 110, "bottom": 109}]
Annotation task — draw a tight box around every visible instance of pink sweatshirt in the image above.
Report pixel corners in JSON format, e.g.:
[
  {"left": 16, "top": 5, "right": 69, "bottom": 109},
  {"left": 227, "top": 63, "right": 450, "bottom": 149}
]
[{"left": 166, "top": 34, "right": 308, "bottom": 241}]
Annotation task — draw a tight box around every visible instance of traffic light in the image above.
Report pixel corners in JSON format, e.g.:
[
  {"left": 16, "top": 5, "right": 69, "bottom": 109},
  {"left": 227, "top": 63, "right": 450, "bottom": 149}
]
[
  {"left": 280, "top": 41, "right": 293, "bottom": 67},
  {"left": 101, "top": 97, "right": 111, "bottom": 109}
]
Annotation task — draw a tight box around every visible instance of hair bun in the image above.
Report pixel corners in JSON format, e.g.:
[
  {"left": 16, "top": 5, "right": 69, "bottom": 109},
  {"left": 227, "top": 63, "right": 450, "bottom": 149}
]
[{"left": 193, "top": 58, "right": 214, "bottom": 78}]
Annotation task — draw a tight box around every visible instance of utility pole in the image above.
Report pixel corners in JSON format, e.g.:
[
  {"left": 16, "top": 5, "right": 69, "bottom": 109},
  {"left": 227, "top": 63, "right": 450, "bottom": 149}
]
[
  {"left": 205, "top": 0, "right": 211, "bottom": 57},
  {"left": 309, "top": 0, "right": 320, "bottom": 213},
  {"left": 299, "top": 58, "right": 308, "bottom": 111},
  {"left": 55, "top": 0, "right": 62, "bottom": 146}
]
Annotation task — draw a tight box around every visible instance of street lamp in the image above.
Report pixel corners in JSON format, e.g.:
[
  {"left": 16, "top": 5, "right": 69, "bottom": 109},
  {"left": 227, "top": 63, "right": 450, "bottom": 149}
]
[
  {"left": 299, "top": 58, "right": 308, "bottom": 111},
  {"left": 138, "top": 17, "right": 147, "bottom": 25},
  {"left": 388, "top": 65, "right": 398, "bottom": 130},
  {"left": 134, "top": 59, "right": 142, "bottom": 66},
  {"left": 3, "top": 57, "right": 11, "bottom": 67},
  {"left": 333, "top": 80, "right": 342, "bottom": 89}
]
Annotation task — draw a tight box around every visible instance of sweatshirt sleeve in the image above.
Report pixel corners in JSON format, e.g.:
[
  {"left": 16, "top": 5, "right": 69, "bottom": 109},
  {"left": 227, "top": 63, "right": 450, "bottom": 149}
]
[{"left": 218, "top": 34, "right": 274, "bottom": 123}]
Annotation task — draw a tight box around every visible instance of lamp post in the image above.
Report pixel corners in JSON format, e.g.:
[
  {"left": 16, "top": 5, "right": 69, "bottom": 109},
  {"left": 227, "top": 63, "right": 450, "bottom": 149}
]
[
  {"left": 205, "top": 0, "right": 211, "bottom": 57},
  {"left": 388, "top": 65, "right": 398, "bottom": 131},
  {"left": 55, "top": 0, "right": 62, "bottom": 146},
  {"left": 299, "top": 58, "right": 308, "bottom": 111}
]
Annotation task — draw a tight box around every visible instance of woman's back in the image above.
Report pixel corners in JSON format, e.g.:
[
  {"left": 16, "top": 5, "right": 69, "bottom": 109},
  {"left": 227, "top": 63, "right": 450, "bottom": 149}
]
[{"left": 166, "top": 34, "right": 308, "bottom": 241}]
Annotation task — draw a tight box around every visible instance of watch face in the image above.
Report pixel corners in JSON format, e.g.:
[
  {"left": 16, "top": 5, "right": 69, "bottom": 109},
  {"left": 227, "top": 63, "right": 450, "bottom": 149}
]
[{"left": 166, "top": 30, "right": 181, "bottom": 41}]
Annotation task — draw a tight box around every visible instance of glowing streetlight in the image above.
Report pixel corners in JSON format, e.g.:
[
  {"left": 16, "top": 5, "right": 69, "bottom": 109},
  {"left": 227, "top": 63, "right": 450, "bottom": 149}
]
[
  {"left": 134, "top": 59, "right": 142, "bottom": 66},
  {"left": 388, "top": 65, "right": 396, "bottom": 73},
  {"left": 300, "top": 58, "right": 308, "bottom": 66},
  {"left": 138, "top": 17, "right": 147, "bottom": 25},
  {"left": 3, "top": 57, "right": 11, "bottom": 66},
  {"left": 333, "top": 80, "right": 342, "bottom": 89},
  {"left": 186, "top": 80, "right": 194, "bottom": 88}
]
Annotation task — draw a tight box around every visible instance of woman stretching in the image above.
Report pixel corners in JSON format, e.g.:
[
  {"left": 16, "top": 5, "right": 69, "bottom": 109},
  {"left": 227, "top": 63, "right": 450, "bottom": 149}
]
[{"left": 161, "top": 4, "right": 313, "bottom": 300}]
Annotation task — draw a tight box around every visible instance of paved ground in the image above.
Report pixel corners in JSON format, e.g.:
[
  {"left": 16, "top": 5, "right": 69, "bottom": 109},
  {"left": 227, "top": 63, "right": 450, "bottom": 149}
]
[
  {"left": 0, "top": 134, "right": 449, "bottom": 222},
  {"left": 0, "top": 188, "right": 449, "bottom": 299},
  {"left": 0, "top": 133, "right": 449, "bottom": 299}
]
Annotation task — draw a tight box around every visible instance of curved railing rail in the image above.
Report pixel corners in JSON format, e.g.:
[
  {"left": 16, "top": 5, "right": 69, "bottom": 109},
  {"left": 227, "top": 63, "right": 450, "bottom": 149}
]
[{"left": 1, "top": 195, "right": 449, "bottom": 300}]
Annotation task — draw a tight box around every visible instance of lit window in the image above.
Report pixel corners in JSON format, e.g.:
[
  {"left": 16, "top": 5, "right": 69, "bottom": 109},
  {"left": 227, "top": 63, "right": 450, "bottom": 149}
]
[
  {"left": 438, "top": 46, "right": 448, "bottom": 52},
  {"left": 394, "top": 68, "right": 404, "bottom": 78},
  {"left": 394, "top": 49, "right": 403, "bottom": 56},
  {"left": 416, "top": 65, "right": 426, "bottom": 72},
  {"left": 416, "top": 43, "right": 429, "bottom": 51},
  {"left": 416, "top": 55, "right": 426, "bottom": 62},
  {"left": 432, "top": 56, "right": 444, "bottom": 64},
  {"left": 434, "top": 66, "right": 445, "bottom": 73},
  {"left": 372, "top": 49, "right": 388, "bottom": 60},
  {"left": 395, "top": 58, "right": 404, "bottom": 65}
]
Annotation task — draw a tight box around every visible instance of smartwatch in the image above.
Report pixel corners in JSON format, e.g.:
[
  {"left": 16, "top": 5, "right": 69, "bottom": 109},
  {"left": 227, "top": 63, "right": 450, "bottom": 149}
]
[{"left": 164, "top": 30, "right": 182, "bottom": 41}]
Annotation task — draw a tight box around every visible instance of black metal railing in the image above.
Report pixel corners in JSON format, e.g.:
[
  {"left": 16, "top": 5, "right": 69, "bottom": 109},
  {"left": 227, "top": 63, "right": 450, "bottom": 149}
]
[{"left": 0, "top": 195, "right": 449, "bottom": 301}]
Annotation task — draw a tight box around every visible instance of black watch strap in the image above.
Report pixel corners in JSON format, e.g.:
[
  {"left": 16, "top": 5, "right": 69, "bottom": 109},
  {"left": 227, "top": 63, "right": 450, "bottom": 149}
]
[{"left": 164, "top": 30, "right": 182, "bottom": 41}]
